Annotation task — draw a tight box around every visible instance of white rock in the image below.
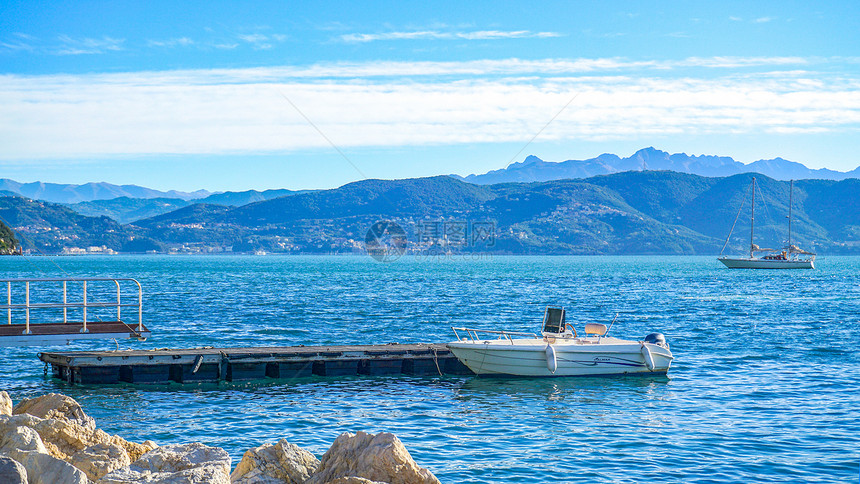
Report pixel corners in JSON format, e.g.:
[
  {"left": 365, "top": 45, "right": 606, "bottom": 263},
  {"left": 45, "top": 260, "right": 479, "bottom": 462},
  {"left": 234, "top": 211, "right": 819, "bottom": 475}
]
[
  {"left": 13, "top": 393, "right": 96, "bottom": 430},
  {"left": 325, "top": 478, "right": 387, "bottom": 484},
  {"left": 0, "top": 417, "right": 88, "bottom": 483},
  {"left": 70, "top": 442, "right": 131, "bottom": 481},
  {"left": 0, "top": 455, "right": 28, "bottom": 484},
  {"left": 1, "top": 410, "right": 157, "bottom": 482},
  {"left": 9, "top": 450, "right": 88, "bottom": 484},
  {"left": 0, "top": 391, "right": 11, "bottom": 416},
  {"left": 231, "top": 438, "right": 320, "bottom": 484},
  {"left": 98, "top": 442, "right": 230, "bottom": 484},
  {"left": 0, "top": 420, "right": 48, "bottom": 455},
  {"left": 0, "top": 411, "right": 155, "bottom": 463},
  {"left": 305, "top": 432, "right": 440, "bottom": 484}
]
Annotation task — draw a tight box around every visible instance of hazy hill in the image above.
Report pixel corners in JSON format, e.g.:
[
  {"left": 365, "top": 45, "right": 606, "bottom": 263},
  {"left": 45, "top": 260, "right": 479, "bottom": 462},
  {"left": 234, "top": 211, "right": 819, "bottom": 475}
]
[
  {"left": 69, "top": 197, "right": 192, "bottom": 224},
  {"left": 226, "top": 176, "right": 495, "bottom": 226},
  {"left": 3, "top": 171, "right": 858, "bottom": 255},
  {"left": 0, "top": 179, "right": 211, "bottom": 204},
  {"left": 131, "top": 171, "right": 859, "bottom": 255},
  {"left": 66, "top": 189, "right": 310, "bottom": 224},
  {"left": 0, "top": 194, "right": 131, "bottom": 252},
  {"left": 199, "top": 188, "right": 308, "bottom": 206},
  {"left": 456, "top": 147, "right": 860, "bottom": 185}
]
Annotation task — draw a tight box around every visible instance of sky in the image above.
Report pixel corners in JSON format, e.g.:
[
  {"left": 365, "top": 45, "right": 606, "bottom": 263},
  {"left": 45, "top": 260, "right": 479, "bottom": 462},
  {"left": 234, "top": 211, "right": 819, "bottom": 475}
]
[{"left": 1, "top": 1, "right": 859, "bottom": 192}]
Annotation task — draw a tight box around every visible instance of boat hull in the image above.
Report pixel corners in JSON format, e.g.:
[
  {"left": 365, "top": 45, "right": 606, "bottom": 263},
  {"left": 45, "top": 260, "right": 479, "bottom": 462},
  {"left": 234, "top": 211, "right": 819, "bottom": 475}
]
[
  {"left": 447, "top": 339, "right": 673, "bottom": 377},
  {"left": 718, "top": 257, "right": 814, "bottom": 269}
]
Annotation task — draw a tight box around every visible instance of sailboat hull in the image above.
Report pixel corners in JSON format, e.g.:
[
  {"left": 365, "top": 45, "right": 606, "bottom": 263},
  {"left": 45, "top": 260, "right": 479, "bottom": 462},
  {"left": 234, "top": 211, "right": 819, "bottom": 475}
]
[{"left": 718, "top": 257, "right": 814, "bottom": 269}]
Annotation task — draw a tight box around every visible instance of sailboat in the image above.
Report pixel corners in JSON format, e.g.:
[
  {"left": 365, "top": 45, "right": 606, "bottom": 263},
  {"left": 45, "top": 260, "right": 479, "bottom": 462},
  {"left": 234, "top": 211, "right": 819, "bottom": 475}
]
[{"left": 717, "top": 178, "right": 816, "bottom": 269}]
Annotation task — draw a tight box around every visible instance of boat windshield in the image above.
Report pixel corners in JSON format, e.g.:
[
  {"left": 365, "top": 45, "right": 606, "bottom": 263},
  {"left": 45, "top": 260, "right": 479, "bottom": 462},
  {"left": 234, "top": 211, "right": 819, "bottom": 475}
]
[{"left": 542, "top": 307, "right": 566, "bottom": 333}]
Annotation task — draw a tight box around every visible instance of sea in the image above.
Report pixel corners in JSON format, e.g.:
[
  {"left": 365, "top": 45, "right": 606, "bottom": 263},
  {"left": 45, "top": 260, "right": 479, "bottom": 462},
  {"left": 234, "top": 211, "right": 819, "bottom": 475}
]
[{"left": 1, "top": 255, "right": 858, "bottom": 483}]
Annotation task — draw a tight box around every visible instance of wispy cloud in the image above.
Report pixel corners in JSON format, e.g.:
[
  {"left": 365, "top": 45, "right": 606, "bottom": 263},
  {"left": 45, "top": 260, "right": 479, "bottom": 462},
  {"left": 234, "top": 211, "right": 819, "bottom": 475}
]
[
  {"left": 147, "top": 37, "right": 195, "bottom": 48},
  {"left": 1, "top": 57, "right": 857, "bottom": 160},
  {"left": 341, "top": 29, "right": 562, "bottom": 43},
  {"left": 754, "top": 17, "right": 774, "bottom": 23},
  {"left": 0, "top": 33, "right": 36, "bottom": 52},
  {"left": 54, "top": 35, "right": 125, "bottom": 55},
  {"left": 236, "top": 32, "right": 287, "bottom": 50}
]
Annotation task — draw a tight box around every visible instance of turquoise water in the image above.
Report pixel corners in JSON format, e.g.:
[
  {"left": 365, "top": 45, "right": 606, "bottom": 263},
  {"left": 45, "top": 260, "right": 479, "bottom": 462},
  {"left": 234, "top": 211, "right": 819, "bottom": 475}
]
[{"left": 1, "top": 255, "right": 858, "bottom": 483}]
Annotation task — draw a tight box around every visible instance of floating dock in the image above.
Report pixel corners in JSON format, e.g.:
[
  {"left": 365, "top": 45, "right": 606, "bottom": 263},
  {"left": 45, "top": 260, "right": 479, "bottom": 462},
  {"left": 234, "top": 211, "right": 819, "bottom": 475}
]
[{"left": 38, "top": 343, "right": 473, "bottom": 384}]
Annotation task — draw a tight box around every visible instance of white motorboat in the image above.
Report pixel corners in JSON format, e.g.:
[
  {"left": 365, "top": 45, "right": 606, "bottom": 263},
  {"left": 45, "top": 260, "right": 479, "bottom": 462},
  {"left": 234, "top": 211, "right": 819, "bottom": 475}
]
[
  {"left": 718, "top": 178, "right": 816, "bottom": 269},
  {"left": 447, "top": 307, "right": 673, "bottom": 377}
]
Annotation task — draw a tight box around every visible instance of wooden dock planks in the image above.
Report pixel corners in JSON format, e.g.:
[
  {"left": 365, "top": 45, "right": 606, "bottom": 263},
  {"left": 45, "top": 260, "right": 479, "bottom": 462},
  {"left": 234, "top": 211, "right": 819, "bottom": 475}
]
[{"left": 38, "top": 343, "right": 473, "bottom": 384}]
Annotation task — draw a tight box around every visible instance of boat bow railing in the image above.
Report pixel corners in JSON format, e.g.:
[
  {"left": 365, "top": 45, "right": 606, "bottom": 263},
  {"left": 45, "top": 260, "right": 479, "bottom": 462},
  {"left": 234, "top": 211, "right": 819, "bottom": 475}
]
[{"left": 451, "top": 327, "right": 538, "bottom": 344}]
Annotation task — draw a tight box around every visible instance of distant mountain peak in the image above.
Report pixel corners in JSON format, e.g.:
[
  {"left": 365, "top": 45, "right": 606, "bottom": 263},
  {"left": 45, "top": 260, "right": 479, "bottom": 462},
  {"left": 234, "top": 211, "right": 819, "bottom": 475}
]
[
  {"left": 520, "top": 155, "right": 544, "bottom": 165},
  {"left": 0, "top": 178, "right": 212, "bottom": 204},
  {"left": 455, "top": 148, "right": 859, "bottom": 185}
]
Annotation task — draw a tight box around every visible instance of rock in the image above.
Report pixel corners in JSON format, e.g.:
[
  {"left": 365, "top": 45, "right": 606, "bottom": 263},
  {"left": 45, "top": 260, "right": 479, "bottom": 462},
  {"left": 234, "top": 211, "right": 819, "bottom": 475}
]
[
  {"left": 8, "top": 450, "right": 88, "bottom": 484},
  {"left": 98, "top": 442, "right": 230, "bottom": 484},
  {"left": 1, "top": 412, "right": 156, "bottom": 463},
  {"left": 0, "top": 455, "right": 28, "bottom": 483},
  {"left": 0, "top": 419, "right": 48, "bottom": 455},
  {"left": 231, "top": 438, "right": 320, "bottom": 484},
  {"left": 13, "top": 393, "right": 96, "bottom": 430},
  {"left": 325, "top": 478, "right": 387, "bottom": 484},
  {"left": 0, "top": 391, "right": 11, "bottom": 416},
  {"left": 1, "top": 411, "right": 156, "bottom": 481},
  {"left": 70, "top": 442, "right": 131, "bottom": 481},
  {"left": 0, "top": 417, "right": 87, "bottom": 483},
  {"left": 305, "top": 432, "right": 440, "bottom": 484}
]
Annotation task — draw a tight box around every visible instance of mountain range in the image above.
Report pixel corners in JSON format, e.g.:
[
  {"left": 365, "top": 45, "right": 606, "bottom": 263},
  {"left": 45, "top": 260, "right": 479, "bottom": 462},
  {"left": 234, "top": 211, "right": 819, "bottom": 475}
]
[
  {"left": 454, "top": 147, "right": 860, "bottom": 185},
  {"left": 2, "top": 171, "right": 858, "bottom": 256},
  {"left": 67, "top": 189, "right": 308, "bottom": 224},
  {"left": 0, "top": 179, "right": 212, "bottom": 204}
]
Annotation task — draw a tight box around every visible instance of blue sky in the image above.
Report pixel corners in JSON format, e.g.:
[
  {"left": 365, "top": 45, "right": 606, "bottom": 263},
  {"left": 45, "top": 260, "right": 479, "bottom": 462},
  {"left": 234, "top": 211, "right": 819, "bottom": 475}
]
[{"left": 1, "top": 1, "right": 859, "bottom": 191}]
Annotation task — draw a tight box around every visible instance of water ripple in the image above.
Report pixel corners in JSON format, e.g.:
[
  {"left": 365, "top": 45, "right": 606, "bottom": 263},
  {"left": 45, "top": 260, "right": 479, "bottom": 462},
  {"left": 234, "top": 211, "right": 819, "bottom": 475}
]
[{"left": 1, "top": 255, "right": 858, "bottom": 483}]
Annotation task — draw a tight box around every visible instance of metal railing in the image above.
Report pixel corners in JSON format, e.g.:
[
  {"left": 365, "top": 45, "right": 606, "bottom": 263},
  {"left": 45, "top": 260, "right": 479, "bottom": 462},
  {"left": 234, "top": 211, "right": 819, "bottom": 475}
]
[
  {"left": 451, "top": 327, "right": 538, "bottom": 344},
  {"left": 0, "top": 278, "right": 142, "bottom": 335}
]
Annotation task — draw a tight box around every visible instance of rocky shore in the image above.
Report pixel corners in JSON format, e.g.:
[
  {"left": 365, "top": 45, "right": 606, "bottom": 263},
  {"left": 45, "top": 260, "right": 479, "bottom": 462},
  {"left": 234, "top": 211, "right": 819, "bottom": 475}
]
[{"left": 0, "top": 390, "right": 440, "bottom": 484}]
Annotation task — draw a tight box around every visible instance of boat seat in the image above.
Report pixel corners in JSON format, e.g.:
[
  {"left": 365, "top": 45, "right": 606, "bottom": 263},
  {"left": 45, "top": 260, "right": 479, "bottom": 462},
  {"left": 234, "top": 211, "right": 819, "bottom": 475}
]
[{"left": 584, "top": 323, "right": 607, "bottom": 337}]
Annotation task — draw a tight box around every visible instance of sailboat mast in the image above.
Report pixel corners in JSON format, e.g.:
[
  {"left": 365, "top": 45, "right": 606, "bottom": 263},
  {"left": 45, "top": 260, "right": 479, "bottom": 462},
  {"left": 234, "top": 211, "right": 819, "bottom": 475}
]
[
  {"left": 788, "top": 179, "right": 793, "bottom": 251},
  {"left": 750, "top": 177, "right": 756, "bottom": 258}
]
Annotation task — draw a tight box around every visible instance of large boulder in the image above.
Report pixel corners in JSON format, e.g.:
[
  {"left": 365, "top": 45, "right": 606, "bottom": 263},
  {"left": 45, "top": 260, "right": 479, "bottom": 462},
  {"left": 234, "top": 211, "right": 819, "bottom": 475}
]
[
  {"left": 1, "top": 411, "right": 157, "bottom": 482},
  {"left": 9, "top": 450, "right": 88, "bottom": 484},
  {"left": 13, "top": 393, "right": 96, "bottom": 430},
  {"left": 0, "top": 419, "right": 47, "bottom": 455},
  {"left": 305, "top": 432, "right": 440, "bottom": 484},
  {"left": 231, "top": 438, "right": 320, "bottom": 484},
  {"left": 325, "top": 478, "right": 387, "bottom": 484},
  {"left": 0, "top": 391, "right": 11, "bottom": 416},
  {"left": 0, "top": 455, "right": 27, "bottom": 484},
  {"left": 70, "top": 442, "right": 131, "bottom": 481},
  {"left": 98, "top": 442, "right": 231, "bottom": 484},
  {"left": 0, "top": 417, "right": 87, "bottom": 484},
  {"left": 1, "top": 412, "right": 156, "bottom": 463}
]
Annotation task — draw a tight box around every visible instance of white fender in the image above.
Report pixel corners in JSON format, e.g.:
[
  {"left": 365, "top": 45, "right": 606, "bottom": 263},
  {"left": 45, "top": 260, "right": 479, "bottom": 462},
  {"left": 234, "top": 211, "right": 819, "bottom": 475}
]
[
  {"left": 640, "top": 343, "right": 655, "bottom": 371},
  {"left": 545, "top": 344, "right": 557, "bottom": 374}
]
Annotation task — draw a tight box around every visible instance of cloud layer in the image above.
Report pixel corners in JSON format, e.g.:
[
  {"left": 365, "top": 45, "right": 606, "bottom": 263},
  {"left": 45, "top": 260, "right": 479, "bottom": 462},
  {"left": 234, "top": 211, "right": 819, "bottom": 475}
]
[
  {"left": 341, "top": 29, "right": 562, "bottom": 43},
  {"left": 1, "top": 57, "right": 858, "bottom": 160}
]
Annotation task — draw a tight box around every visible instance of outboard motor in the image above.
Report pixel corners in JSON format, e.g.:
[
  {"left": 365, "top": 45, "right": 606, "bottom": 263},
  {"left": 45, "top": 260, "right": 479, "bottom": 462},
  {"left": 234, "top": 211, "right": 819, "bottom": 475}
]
[{"left": 644, "top": 332, "right": 667, "bottom": 348}]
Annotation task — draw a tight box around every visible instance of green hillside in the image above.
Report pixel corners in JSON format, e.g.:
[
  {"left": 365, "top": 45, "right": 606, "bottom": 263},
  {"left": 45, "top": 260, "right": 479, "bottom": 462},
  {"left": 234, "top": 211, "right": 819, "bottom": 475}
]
[
  {"left": 3, "top": 171, "right": 859, "bottom": 255},
  {"left": 0, "top": 219, "right": 21, "bottom": 255}
]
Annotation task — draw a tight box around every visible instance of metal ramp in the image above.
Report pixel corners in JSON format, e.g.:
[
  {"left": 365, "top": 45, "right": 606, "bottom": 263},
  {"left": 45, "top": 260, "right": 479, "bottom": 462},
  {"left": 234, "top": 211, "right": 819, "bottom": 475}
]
[{"left": 0, "top": 278, "right": 150, "bottom": 347}]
